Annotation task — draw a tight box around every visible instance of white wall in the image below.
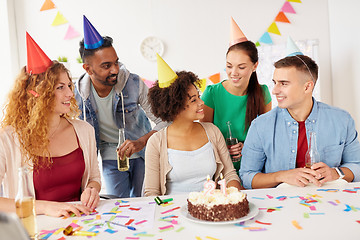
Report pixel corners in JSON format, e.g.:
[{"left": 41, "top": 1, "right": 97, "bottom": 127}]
[
  {"left": 328, "top": 0, "right": 360, "bottom": 130},
  {"left": 0, "top": 0, "right": 20, "bottom": 114},
  {"left": 12, "top": 1, "right": 331, "bottom": 87},
  {"left": 4, "top": 0, "right": 359, "bottom": 129}
]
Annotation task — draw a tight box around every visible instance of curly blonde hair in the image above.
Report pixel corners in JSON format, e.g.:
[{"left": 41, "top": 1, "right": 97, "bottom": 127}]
[{"left": 1, "top": 61, "right": 80, "bottom": 169}]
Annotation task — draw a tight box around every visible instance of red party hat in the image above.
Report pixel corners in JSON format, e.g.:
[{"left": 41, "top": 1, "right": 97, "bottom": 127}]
[{"left": 26, "top": 32, "right": 52, "bottom": 74}]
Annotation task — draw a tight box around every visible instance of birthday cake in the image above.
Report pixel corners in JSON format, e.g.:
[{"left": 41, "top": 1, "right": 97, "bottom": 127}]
[{"left": 187, "top": 187, "right": 249, "bottom": 222}]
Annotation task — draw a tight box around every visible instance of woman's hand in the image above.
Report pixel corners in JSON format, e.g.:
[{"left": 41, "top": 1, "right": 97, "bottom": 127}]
[
  {"left": 228, "top": 142, "right": 244, "bottom": 159},
  {"left": 36, "top": 200, "right": 92, "bottom": 217},
  {"left": 81, "top": 187, "right": 100, "bottom": 211}
]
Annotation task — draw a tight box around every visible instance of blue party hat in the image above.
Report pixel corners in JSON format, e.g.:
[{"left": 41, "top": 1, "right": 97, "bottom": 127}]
[
  {"left": 83, "top": 15, "right": 104, "bottom": 49},
  {"left": 286, "top": 36, "right": 303, "bottom": 56}
]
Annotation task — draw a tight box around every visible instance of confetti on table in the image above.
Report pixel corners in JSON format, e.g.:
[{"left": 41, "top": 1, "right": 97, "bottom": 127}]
[
  {"left": 161, "top": 206, "right": 180, "bottom": 214},
  {"left": 96, "top": 215, "right": 101, "bottom": 220},
  {"left": 335, "top": 200, "right": 341, "bottom": 204},
  {"left": 57, "top": 237, "right": 66, "bottom": 240},
  {"left": 125, "top": 219, "right": 135, "bottom": 225},
  {"left": 344, "top": 204, "right": 352, "bottom": 212},
  {"left": 309, "top": 212, "right": 325, "bottom": 215},
  {"left": 356, "top": 220, "right": 360, "bottom": 224},
  {"left": 159, "top": 224, "right": 174, "bottom": 230},
  {"left": 135, "top": 220, "right": 147, "bottom": 225},
  {"left": 136, "top": 233, "right": 155, "bottom": 237},
  {"left": 171, "top": 219, "right": 178, "bottom": 224},
  {"left": 266, "top": 195, "right": 273, "bottom": 199},
  {"left": 317, "top": 189, "right": 339, "bottom": 192},
  {"left": 105, "top": 229, "right": 118, "bottom": 234},
  {"left": 255, "top": 220, "right": 272, "bottom": 225},
  {"left": 303, "top": 213, "right": 309, "bottom": 218},
  {"left": 292, "top": 220, "right": 302, "bottom": 230},
  {"left": 176, "top": 227, "right": 185, "bottom": 232},
  {"left": 206, "top": 236, "right": 219, "bottom": 240},
  {"left": 125, "top": 237, "right": 139, "bottom": 240},
  {"left": 309, "top": 206, "right": 316, "bottom": 211},
  {"left": 196, "top": 237, "right": 202, "bottom": 240},
  {"left": 119, "top": 205, "right": 131, "bottom": 208},
  {"left": 252, "top": 197, "right": 265, "bottom": 200},
  {"left": 328, "top": 201, "right": 337, "bottom": 206},
  {"left": 129, "top": 207, "right": 141, "bottom": 211}
]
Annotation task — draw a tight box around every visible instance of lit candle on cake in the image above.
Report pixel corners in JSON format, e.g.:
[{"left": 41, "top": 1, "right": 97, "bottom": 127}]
[
  {"left": 203, "top": 175, "right": 216, "bottom": 196},
  {"left": 218, "top": 173, "right": 227, "bottom": 196}
]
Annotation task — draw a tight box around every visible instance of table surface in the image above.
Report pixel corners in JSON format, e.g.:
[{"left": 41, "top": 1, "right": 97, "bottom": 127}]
[{"left": 37, "top": 181, "right": 360, "bottom": 240}]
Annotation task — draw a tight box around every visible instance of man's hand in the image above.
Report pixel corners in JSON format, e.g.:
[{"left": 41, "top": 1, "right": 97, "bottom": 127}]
[
  {"left": 311, "top": 162, "right": 339, "bottom": 184},
  {"left": 118, "top": 139, "right": 146, "bottom": 159},
  {"left": 278, "top": 168, "right": 322, "bottom": 187}
]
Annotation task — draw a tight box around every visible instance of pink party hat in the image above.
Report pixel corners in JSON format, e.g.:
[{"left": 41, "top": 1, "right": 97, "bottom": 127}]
[
  {"left": 229, "top": 17, "right": 248, "bottom": 47},
  {"left": 26, "top": 32, "right": 53, "bottom": 74}
]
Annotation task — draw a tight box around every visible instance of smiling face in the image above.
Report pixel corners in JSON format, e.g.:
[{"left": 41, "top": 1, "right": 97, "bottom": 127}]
[
  {"left": 272, "top": 66, "right": 314, "bottom": 113},
  {"left": 176, "top": 84, "right": 204, "bottom": 121},
  {"left": 83, "top": 46, "right": 120, "bottom": 89},
  {"left": 226, "top": 49, "right": 258, "bottom": 92},
  {"left": 52, "top": 71, "right": 74, "bottom": 115}
]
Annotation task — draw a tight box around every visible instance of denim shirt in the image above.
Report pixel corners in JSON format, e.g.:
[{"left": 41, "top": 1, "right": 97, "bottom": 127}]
[
  {"left": 240, "top": 98, "right": 360, "bottom": 189},
  {"left": 74, "top": 66, "right": 166, "bottom": 160}
]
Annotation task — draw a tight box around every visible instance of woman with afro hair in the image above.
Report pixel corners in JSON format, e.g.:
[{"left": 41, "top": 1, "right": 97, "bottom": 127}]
[{"left": 145, "top": 70, "right": 242, "bottom": 196}]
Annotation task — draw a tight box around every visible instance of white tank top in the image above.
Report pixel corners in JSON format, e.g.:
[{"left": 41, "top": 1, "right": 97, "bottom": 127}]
[{"left": 166, "top": 132, "right": 217, "bottom": 195}]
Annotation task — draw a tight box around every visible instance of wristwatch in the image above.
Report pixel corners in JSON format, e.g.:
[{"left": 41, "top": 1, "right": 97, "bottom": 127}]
[{"left": 334, "top": 167, "right": 345, "bottom": 179}]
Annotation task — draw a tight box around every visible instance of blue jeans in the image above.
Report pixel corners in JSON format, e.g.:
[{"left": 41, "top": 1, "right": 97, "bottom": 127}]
[{"left": 102, "top": 157, "right": 145, "bottom": 198}]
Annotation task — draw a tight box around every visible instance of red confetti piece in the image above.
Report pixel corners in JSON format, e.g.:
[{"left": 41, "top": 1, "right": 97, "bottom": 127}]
[
  {"left": 356, "top": 220, "right": 360, "bottom": 224},
  {"left": 255, "top": 220, "right": 272, "bottom": 225},
  {"left": 129, "top": 207, "right": 141, "bottom": 211},
  {"left": 118, "top": 205, "right": 131, "bottom": 207},
  {"left": 125, "top": 219, "right": 135, "bottom": 226}
]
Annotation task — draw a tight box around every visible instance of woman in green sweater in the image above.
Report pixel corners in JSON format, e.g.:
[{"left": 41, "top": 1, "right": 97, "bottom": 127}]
[{"left": 201, "top": 20, "right": 272, "bottom": 174}]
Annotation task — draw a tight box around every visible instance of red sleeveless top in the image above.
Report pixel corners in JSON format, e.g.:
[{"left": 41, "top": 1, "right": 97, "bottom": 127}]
[{"left": 33, "top": 136, "right": 85, "bottom": 202}]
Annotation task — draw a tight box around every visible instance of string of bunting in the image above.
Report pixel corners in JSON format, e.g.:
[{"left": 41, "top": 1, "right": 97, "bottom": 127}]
[
  {"left": 40, "top": 0, "right": 80, "bottom": 40},
  {"left": 256, "top": 0, "right": 301, "bottom": 46}
]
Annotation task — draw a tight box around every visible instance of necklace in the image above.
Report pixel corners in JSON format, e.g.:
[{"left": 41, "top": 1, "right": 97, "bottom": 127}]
[{"left": 49, "top": 118, "right": 61, "bottom": 139}]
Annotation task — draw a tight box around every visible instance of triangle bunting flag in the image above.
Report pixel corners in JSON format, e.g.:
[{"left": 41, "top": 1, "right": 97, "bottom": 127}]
[
  {"left": 64, "top": 25, "right": 80, "bottom": 40},
  {"left": 196, "top": 78, "right": 207, "bottom": 93},
  {"left": 208, "top": 73, "right": 220, "bottom": 84},
  {"left": 275, "top": 11, "right": 290, "bottom": 23},
  {"left": 281, "top": 2, "right": 296, "bottom": 14},
  {"left": 40, "top": 0, "right": 55, "bottom": 11},
  {"left": 259, "top": 32, "right": 273, "bottom": 44},
  {"left": 268, "top": 22, "right": 281, "bottom": 35},
  {"left": 51, "top": 11, "right": 68, "bottom": 26}
]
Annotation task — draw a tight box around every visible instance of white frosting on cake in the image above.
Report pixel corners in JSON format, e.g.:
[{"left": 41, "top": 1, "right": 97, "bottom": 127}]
[{"left": 188, "top": 187, "right": 246, "bottom": 207}]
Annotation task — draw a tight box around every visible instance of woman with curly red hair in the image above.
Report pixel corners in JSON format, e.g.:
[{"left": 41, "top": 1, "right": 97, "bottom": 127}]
[
  {"left": 144, "top": 62, "right": 242, "bottom": 196},
  {"left": 0, "top": 33, "right": 101, "bottom": 217}
]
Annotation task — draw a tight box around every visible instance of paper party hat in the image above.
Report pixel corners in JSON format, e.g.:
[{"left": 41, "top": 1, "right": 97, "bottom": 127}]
[
  {"left": 83, "top": 15, "right": 104, "bottom": 49},
  {"left": 26, "top": 32, "right": 53, "bottom": 74},
  {"left": 157, "top": 54, "right": 177, "bottom": 88},
  {"left": 286, "top": 36, "right": 303, "bottom": 56},
  {"left": 229, "top": 17, "right": 248, "bottom": 47}
]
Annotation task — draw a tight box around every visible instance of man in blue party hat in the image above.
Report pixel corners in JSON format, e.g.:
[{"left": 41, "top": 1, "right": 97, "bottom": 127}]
[
  {"left": 239, "top": 37, "right": 360, "bottom": 189},
  {"left": 74, "top": 16, "right": 167, "bottom": 198}
]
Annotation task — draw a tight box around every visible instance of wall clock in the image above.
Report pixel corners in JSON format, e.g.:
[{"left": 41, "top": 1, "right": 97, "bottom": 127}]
[{"left": 140, "top": 36, "right": 165, "bottom": 61}]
